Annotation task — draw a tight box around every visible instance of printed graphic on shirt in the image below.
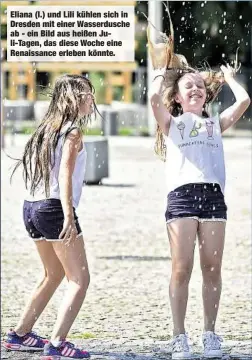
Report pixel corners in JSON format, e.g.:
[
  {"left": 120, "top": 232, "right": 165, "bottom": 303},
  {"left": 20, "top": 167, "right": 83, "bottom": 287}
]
[
  {"left": 189, "top": 120, "right": 201, "bottom": 138},
  {"left": 178, "top": 140, "right": 219, "bottom": 149},
  {"left": 175, "top": 116, "right": 217, "bottom": 143},
  {"left": 205, "top": 119, "right": 215, "bottom": 140},
  {"left": 177, "top": 121, "right": 186, "bottom": 140}
]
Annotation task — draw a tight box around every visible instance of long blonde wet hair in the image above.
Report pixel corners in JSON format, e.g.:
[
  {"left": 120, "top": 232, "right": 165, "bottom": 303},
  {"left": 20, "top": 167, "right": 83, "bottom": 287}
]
[
  {"left": 11, "top": 74, "right": 98, "bottom": 196},
  {"left": 146, "top": 3, "right": 239, "bottom": 161}
]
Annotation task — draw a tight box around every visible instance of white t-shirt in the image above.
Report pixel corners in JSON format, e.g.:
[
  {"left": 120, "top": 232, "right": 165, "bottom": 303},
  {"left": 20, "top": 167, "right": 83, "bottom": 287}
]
[
  {"left": 164, "top": 112, "right": 226, "bottom": 195},
  {"left": 25, "top": 122, "right": 87, "bottom": 208}
]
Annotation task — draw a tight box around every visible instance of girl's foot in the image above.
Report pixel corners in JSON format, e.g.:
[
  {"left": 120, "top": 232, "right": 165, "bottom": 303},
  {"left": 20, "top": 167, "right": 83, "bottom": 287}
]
[
  {"left": 41, "top": 341, "right": 90, "bottom": 359},
  {"left": 171, "top": 333, "right": 193, "bottom": 359},
  {"left": 3, "top": 329, "right": 48, "bottom": 351},
  {"left": 202, "top": 331, "right": 223, "bottom": 358}
]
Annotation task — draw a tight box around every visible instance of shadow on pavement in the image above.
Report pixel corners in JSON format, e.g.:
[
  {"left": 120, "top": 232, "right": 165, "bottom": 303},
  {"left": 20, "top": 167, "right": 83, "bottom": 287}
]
[
  {"left": 97, "top": 256, "right": 171, "bottom": 261},
  {"left": 86, "top": 182, "right": 136, "bottom": 188}
]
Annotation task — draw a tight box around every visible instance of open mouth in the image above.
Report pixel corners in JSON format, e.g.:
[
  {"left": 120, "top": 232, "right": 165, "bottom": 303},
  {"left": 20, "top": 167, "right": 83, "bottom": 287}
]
[{"left": 190, "top": 94, "right": 202, "bottom": 99}]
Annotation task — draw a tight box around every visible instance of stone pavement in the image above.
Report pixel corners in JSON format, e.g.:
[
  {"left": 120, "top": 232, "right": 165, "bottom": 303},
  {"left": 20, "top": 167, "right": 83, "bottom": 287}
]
[{"left": 1, "top": 134, "right": 252, "bottom": 359}]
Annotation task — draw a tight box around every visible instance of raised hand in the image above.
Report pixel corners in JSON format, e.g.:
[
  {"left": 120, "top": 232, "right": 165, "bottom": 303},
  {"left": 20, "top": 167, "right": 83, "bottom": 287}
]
[{"left": 220, "top": 64, "right": 235, "bottom": 83}]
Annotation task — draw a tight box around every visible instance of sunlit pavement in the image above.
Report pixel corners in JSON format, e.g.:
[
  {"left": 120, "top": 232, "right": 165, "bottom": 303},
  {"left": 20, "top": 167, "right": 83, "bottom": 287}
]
[{"left": 1, "top": 134, "right": 251, "bottom": 359}]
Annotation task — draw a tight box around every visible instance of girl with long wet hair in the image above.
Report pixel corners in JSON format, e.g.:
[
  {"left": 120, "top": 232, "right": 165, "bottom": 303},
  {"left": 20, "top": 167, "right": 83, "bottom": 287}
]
[
  {"left": 3, "top": 74, "right": 98, "bottom": 359},
  {"left": 148, "top": 7, "right": 250, "bottom": 360}
]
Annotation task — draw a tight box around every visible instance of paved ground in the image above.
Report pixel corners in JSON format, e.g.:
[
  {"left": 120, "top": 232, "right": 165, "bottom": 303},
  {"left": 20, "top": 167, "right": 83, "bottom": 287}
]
[{"left": 1, "top": 134, "right": 252, "bottom": 359}]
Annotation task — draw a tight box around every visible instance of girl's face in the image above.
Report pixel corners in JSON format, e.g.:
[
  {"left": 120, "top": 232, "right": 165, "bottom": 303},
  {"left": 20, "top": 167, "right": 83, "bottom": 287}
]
[
  {"left": 79, "top": 91, "right": 95, "bottom": 116},
  {"left": 175, "top": 73, "right": 207, "bottom": 113}
]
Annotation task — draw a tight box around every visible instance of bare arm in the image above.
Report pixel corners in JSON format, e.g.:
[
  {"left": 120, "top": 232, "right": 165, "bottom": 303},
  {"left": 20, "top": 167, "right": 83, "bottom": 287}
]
[
  {"left": 58, "top": 128, "right": 82, "bottom": 243},
  {"left": 219, "top": 65, "right": 251, "bottom": 132},
  {"left": 148, "top": 68, "right": 172, "bottom": 135}
]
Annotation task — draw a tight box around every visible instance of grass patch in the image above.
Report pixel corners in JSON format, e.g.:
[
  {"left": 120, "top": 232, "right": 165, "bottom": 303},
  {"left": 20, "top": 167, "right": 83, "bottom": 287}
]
[
  {"left": 119, "top": 127, "right": 135, "bottom": 136},
  {"left": 119, "top": 127, "right": 150, "bottom": 137},
  {"left": 83, "top": 128, "right": 103, "bottom": 136},
  {"left": 5, "top": 124, "right": 150, "bottom": 137},
  {"left": 4, "top": 125, "right": 35, "bottom": 135},
  {"left": 139, "top": 127, "right": 150, "bottom": 137},
  {"left": 20, "top": 126, "right": 35, "bottom": 135},
  {"left": 89, "top": 72, "right": 105, "bottom": 104}
]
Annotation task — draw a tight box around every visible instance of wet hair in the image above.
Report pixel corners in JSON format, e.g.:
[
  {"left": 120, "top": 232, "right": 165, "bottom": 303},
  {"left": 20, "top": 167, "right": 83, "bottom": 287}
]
[
  {"left": 11, "top": 74, "right": 99, "bottom": 196},
  {"left": 155, "top": 67, "right": 225, "bottom": 161}
]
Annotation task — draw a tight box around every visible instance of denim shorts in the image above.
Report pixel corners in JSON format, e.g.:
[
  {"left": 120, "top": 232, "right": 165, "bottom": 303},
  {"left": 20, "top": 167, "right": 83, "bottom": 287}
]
[
  {"left": 23, "top": 199, "right": 82, "bottom": 241},
  {"left": 165, "top": 183, "right": 227, "bottom": 224}
]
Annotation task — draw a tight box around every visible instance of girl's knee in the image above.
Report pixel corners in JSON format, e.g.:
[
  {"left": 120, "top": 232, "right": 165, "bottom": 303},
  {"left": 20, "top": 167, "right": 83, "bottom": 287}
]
[
  {"left": 71, "top": 270, "right": 90, "bottom": 293},
  {"left": 172, "top": 264, "right": 193, "bottom": 285},
  {"left": 201, "top": 262, "right": 222, "bottom": 281},
  {"left": 45, "top": 268, "right": 65, "bottom": 285}
]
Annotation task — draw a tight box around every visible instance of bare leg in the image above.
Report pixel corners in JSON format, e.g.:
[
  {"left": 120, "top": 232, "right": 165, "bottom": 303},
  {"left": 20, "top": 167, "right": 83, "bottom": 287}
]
[
  {"left": 167, "top": 218, "right": 198, "bottom": 336},
  {"left": 198, "top": 221, "right": 226, "bottom": 332},
  {"left": 50, "top": 235, "right": 90, "bottom": 341},
  {"left": 15, "top": 241, "right": 65, "bottom": 335}
]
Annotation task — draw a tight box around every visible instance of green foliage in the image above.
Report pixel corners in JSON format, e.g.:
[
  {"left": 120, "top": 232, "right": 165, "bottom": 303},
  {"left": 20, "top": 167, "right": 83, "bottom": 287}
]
[
  {"left": 83, "top": 128, "right": 103, "bottom": 136},
  {"left": 1, "top": 4, "right": 7, "bottom": 14},
  {"left": 1, "top": 24, "right": 7, "bottom": 39},
  {"left": 118, "top": 127, "right": 134, "bottom": 136},
  {"left": 118, "top": 127, "right": 149, "bottom": 136},
  {"left": 23, "top": 126, "right": 35, "bottom": 134},
  {"left": 13, "top": 125, "right": 35, "bottom": 135},
  {"left": 135, "top": 2, "right": 148, "bottom": 22},
  {"left": 139, "top": 127, "right": 149, "bottom": 137},
  {"left": 135, "top": 31, "right": 147, "bottom": 67},
  {"left": 134, "top": 2, "right": 148, "bottom": 67},
  {"left": 113, "top": 86, "right": 124, "bottom": 102},
  {"left": 1, "top": 3, "right": 7, "bottom": 39},
  {"left": 89, "top": 72, "right": 105, "bottom": 104}
]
